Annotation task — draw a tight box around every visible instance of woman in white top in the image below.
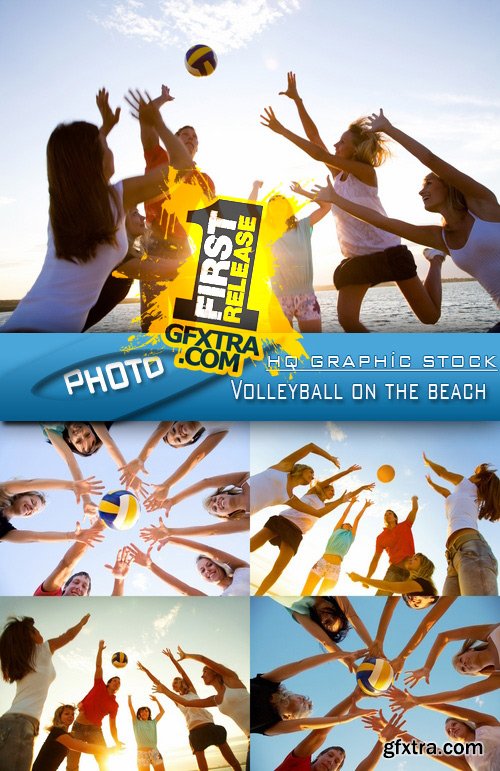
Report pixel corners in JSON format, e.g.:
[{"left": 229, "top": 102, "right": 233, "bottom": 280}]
[
  {"left": 129, "top": 539, "right": 249, "bottom": 597},
  {"left": 1, "top": 90, "right": 192, "bottom": 332},
  {"left": 251, "top": 467, "right": 373, "bottom": 596},
  {"left": 137, "top": 651, "right": 242, "bottom": 771},
  {"left": 0, "top": 613, "right": 90, "bottom": 771},
  {"left": 423, "top": 453, "right": 499, "bottom": 596},
  {"left": 390, "top": 623, "right": 500, "bottom": 714},
  {"left": 418, "top": 702, "right": 500, "bottom": 771},
  {"left": 140, "top": 472, "right": 249, "bottom": 540},
  {"left": 249, "top": 443, "right": 340, "bottom": 516},
  {"left": 261, "top": 72, "right": 443, "bottom": 332},
  {"left": 311, "top": 108, "right": 500, "bottom": 332}
]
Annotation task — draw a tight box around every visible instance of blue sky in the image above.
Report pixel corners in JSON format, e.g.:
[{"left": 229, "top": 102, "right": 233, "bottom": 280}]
[
  {"left": 0, "top": 596, "right": 249, "bottom": 770},
  {"left": 250, "top": 422, "right": 500, "bottom": 596},
  {"left": 1, "top": 1, "right": 500, "bottom": 298},
  {"left": 0, "top": 421, "right": 249, "bottom": 596},
  {"left": 251, "top": 596, "right": 499, "bottom": 770}
]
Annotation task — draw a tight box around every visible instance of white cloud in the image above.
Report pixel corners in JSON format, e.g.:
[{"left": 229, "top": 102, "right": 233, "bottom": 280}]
[
  {"left": 153, "top": 605, "right": 180, "bottom": 637},
  {"left": 132, "top": 573, "right": 150, "bottom": 591},
  {"left": 264, "top": 55, "right": 279, "bottom": 70},
  {"left": 94, "top": 0, "right": 302, "bottom": 52},
  {"left": 475, "top": 696, "right": 485, "bottom": 707},
  {"left": 0, "top": 197, "right": 15, "bottom": 206},
  {"left": 326, "top": 421, "right": 347, "bottom": 442}
]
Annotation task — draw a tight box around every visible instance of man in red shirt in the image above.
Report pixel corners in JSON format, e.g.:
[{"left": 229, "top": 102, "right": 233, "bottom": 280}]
[
  {"left": 364, "top": 497, "right": 418, "bottom": 596},
  {"left": 66, "top": 639, "right": 124, "bottom": 770},
  {"left": 139, "top": 85, "right": 215, "bottom": 331}
]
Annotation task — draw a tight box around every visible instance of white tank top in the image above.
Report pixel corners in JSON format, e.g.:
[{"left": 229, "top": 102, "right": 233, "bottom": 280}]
[
  {"left": 488, "top": 624, "right": 500, "bottom": 669},
  {"left": 467, "top": 725, "right": 500, "bottom": 771},
  {"left": 444, "top": 477, "right": 478, "bottom": 538},
  {"left": 219, "top": 685, "right": 249, "bottom": 736},
  {"left": 332, "top": 174, "right": 400, "bottom": 258},
  {"left": 444, "top": 216, "right": 500, "bottom": 308},
  {"left": 175, "top": 691, "right": 214, "bottom": 730},
  {"left": 249, "top": 468, "right": 289, "bottom": 514},
  {"left": 220, "top": 567, "right": 250, "bottom": 596},
  {"left": 2, "top": 182, "right": 128, "bottom": 331},
  {"left": 280, "top": 493, "right": 323, "bottom": 533},
  {"left": 6, "top": 642, "right": 56, "bottom": 720}
]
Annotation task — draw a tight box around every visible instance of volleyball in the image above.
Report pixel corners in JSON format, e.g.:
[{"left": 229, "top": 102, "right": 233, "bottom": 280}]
[
  {"left": 377, "top": 464, "right": 395, "bottom": 483},
  {"left": 184, "top": 44, "right": 218, "bottom": 77},
  {"left": 111, "top": 651, "right": 128, "bottom": 668},
  {"left": 356, "top": 657, "right": 394, "bottom": 696},
  {"left": 98, "top": 490, "right": 140, "bottom": 530}
]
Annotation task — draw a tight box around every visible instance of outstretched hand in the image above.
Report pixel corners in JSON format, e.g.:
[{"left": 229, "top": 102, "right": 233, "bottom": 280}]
[
  {"left": 260, "top": 106, "right": 286, "bottom": 135},
  {"left": 119, "top": 458, "right": 148, "bottom": 488},
  {"left": 73, "top": 522, "right": 105, "bottom": 547},
  {"left": 279, "top": 71, "right": 300, "bottom": 100},
  {"left": 104, "top": 547, "right": 134, "bottom": 579},
  {"left": 125, "top": 89, "right": 160, "bottom": 126},
  {"left": 73, "top": 476, "right": 105, "bottom": 503},
  {"left": 387, "top": 685, "right": 417, "bottom": 712},
  {"left": 96, "top": 88, "right": 121, "bottom": 136},
  {"left": 128, "top": 543, "right": 153, "bottom": 568},
  {"left": 144, "top": 484, "right": 171, "bottom": 513},
  {"left": 403, "top": 667, "right": 430, "bottom": 688},
  {"left": 366, "top": 109, "right": 392, "bottom": 134},
  {"left": 140, "top": 517, "right": 169, "bottom": 545},
  {"left": 311, "top": 177, "right": 336, "bottom": 204}
]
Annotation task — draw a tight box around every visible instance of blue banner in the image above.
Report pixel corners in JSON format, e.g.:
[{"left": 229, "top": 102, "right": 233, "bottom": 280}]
[{"left": 0, "top": 333, "right": 497, "bottom": 420}]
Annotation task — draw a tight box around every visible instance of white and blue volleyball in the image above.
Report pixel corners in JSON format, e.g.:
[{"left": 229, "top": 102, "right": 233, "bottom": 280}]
[
  {"left": 356, "top": 658, "right": 394, "bottom": 696},
  {"left": 185, "top": 44, "right": 218, "bottom": 77},
  {"left": 98, "top": 490, "right": 140, "bottom": 530}
]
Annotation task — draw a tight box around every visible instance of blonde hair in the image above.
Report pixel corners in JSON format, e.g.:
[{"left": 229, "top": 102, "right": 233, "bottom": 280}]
[
  {"left": 290, "top": 463, "right": 313, "bottom": 480},
  {"left": 349, "top": 117, "right": 391, "bottom": 167},
  {"left": 452, "top": 640, "right": 493, "bottom": 676},
  {"left": 47, "top": 704, "right": 75, "bottom": 731},
  {"left": 203, "top": 486, "right": 248, "bottom": 520}
]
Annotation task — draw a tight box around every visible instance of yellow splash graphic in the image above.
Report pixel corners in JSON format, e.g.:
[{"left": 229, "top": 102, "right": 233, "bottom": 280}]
[{"left": 126, "top": 170, "right": 310, "bottom": 377}]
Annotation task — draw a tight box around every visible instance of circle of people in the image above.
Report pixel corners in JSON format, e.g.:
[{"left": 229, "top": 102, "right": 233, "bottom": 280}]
[
  {"left": 250, "top": 597, "right": 500, "bottom": 771},
  {"left": 0, "top": 421, "right": 250, "bottom": 597}
]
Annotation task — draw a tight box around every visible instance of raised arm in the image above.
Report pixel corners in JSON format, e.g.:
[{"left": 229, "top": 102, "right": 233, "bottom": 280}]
[
  {"left": 311, "top": 177, "right": 446, "bottom": 250},
  {"left": 139, "top": 84, "right": 174, "bottom": 152},
  {"left": 348, "top": 573, "right": 423, "bottom": 595},
  {"left": 332, "top": 498, "right": 358, "bottom": 530},
  {"left": 425, "top": 475, "right": 451, "bottom": 499},
  {"left": 275, "top": 442, "right": 340, "bottom": 470},
  {"left": 288, "top": 490, "right": 356, "bottom": 520},
  {"left": 166, "top": 535, "right": 249, "bottom": 571},
  {"left": 163, "top": 648, "right": 196, "bottom": 692},
  {"left": 248, "top": 179, "right": 263, "bottom": 201},
  {"left": 366, "top": 549, "right": 383, "bottom": 582},
  {"left": 165, "top": 472, "right": 248, "bottom": 511},
  {"left": 421, "top": 701, "right": 499, "bottom": 727},
  {"left": 128, "top": 543, "right": 206, "bottom": 596},
  {"left": 261, "top": 107, "right": 376, "bottom": 185},
  {"left": 262, "top": 650, "right": 349, "bottom": 683},
  {"left": 265, "top": 706, "right": 374, "bottom": 737},
  {"left": 370, "top": 597, "right": 400, "bottom": 659},
  {"left": 122, "top": 92, "right": 193, "bottom": 210},
  {"left": 138, "top": 662, "right": 215, "bottom": 707},
  {"left": 48, "top": 614, "right": 90, "bottom": 653},
  {"left": 96, "top": 88, "right": 121, "bottom": 137},
  {"left": 389, "top": 675, "right": 500, "bottom": 710},
  {"left": 128, "top": 694, "right": 136, "bottom": 721},
  {"left": 351, "top": 499, "right": 374, "bottom": 538},
  {"left": 391, "top": 598, "right": 455, "bottom": 680},
  {"left": 104, "top": 547, "right": 134, "bottom": 597},
  {"left": 94, "top": 639, "right": 105, "bottom": 680},
  {"left": 291, "top": 612, "right": 341, "bottom": 654},
  {"left": 341, "top": 597, "right": 375, "bottom": 651},
  {"left": 406, "top": 624, "right": 496, "bottom": 685},
  {"left": 316, "top": 464, "right": 362, "bottom": 487},
  {"left": 367, "top": 109, "right": 499, "bottom": 210},
  {"left": 422, "top": 453, "right": 464, "bottom": 485},
  {"left": 91, "top": 425, "right": 146, "bottom": 497},
  {"left": 0, "top": 477, "right": 103, "bottom": 500},
  {"left": 405, "top": 496, "right": 419, "bottom": 526},
  {"left": 291, "top": 691, "right": 361, "bottom": 757},
  {"left": 279, "top": 72, "right": 327, "bottom": 149},
  {"left": 289, "top": 182, "right": 330, "bottom": 225},
  {"left": 38, "top": 521, "right": 105, "bottom": 593},
  {"left": 177, "top": 646, "right": 245, "bottom": 689},
  {"left": 3, "top": 522, "right": 105, "bottom": 546},
  {"left": 151, "top": 695, "right": 165, "bottom": 722}
]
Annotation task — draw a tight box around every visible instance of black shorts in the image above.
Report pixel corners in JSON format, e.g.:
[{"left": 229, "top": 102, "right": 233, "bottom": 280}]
[
  {"left": 487, "top": 321, "right": 500, "bottom": 333},
  {"left": 333, "top": 245, "right": 417, "bottom": 289},
  {"left": 264, "top": 515, "right": 303, "bottom": 555},
  {"left": 189, "top": 723, "right": 227, "bottom": 752}
]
